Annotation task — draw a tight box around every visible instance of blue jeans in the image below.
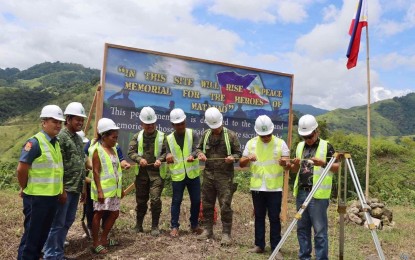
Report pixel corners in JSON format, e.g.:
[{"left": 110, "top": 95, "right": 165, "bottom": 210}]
[
  {"left": 17, "top": 194, "right": 59, "bottom": 260},
  {"left": 43, "top": 192, "right": 80, "bottom": 260},
  {"left": 296, "top": 190, "right": 329, "bottom": 260},
  {"left": 251, "top": 191, "right": 282, "bottom": 251},
  {"left": 171, "top": 175, "right": 200, "bottom": 229}
]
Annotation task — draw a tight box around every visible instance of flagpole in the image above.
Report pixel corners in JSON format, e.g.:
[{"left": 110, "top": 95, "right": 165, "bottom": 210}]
[{"left": 365, "top": 24, "right": 371, "bottom": 199}]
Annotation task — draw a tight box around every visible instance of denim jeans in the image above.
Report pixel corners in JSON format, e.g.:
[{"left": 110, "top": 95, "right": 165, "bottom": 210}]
[
  {"left": 251, "top": 191, "right": 282, "bottom": 251},
  {"left": 171, "top": 175, "right": 200, "bottom": 229},
  {"left": 17, "top": 194, "right": 59, "bottom": 260},
  {"left": 296, "top": 190, "right": 329, "bottom": 260},
  {"left": 43, "top": 192, "right": 80, "bottom": 260}
]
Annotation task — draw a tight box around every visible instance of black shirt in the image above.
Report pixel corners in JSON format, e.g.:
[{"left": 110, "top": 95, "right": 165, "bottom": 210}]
[{"left": 299, "top": 138, "right": 335, "bottom": 188}]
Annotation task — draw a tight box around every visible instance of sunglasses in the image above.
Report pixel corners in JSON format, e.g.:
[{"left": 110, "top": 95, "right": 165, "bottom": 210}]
[
  {"left": 302, "top": 132, "right": 314, "bottom": 140},
  {"left": 260, "top": 134, "right": 272, "bottom": 139}
]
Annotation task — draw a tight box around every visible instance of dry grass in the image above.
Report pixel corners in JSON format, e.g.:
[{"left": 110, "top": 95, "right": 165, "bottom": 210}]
[{"left": 1, "top": 189, "right": 414, "bottom": 260}]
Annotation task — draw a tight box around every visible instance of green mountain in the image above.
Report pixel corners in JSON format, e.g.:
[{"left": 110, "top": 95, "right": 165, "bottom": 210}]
[
  {"left": 0, "top": 62, "right": 99, "bottom": 125},
  {"left": 318, "top": 93, "right": 415, "bottom": 136},
  {"left": 0, "top": 62, "right": 99, "bottom": 161},
  {"left": 293, "top": 104, "right": 329, "bottom": 116}
]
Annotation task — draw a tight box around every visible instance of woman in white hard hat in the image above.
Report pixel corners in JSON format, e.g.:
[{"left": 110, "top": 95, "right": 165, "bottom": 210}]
[{"left": 89, "top": 118, "right": 125, "bottom": 254}]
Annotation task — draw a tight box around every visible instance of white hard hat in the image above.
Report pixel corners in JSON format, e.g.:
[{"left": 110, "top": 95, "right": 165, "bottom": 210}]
[
  {"left": 139, "top": 106, "right": 157, "bottom": 124},
  {"left": 298, "top": 114, "right": 318, "bottom": 136},
  {"left": 40, "top": 105, "right": 65, "bottom": 121},
  {"left": 170, "top": 108, "right": 186, "bottom": 124},
  {"left": 76, "top": 130, "right": 89, "bottom": 143},
  {"left": 97, "top": 118, "right": 119, "bottom": 134},
  {"left": 254, "top": 115, "right": 274, "bottom": 136},
  {"left": 64, "top": 102, "right": 87, "bottom": 117},
  {"left": 204, "top": 107, "right": 223, "bottom": 129}
]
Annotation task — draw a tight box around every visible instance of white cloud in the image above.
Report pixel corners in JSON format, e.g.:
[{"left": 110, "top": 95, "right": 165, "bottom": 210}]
[
  {"left": 0, "top": 0, "right": 413, "bottom": 111},
  {"left": 322, "top": 4, "right": 339, "bottom": 22},
  {"left": 373, "top": 53, "right": 415, "bottom": 70},
  {"left": 276, "top": 1, "right": 308, "bottom": 24},
  {"left": 0, "top": 0, "right": 241, "bottom": 69},
  {"left": 209, "top": 0, "right": 277, "bottom": 23},
  {"left": 209, "top": 0, "right": 310, "bottom": 23}
]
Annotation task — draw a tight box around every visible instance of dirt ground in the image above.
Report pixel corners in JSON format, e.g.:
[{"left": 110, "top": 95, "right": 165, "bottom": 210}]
[{"left": 2, "top": 190, "right": 414, "bottom": 259}]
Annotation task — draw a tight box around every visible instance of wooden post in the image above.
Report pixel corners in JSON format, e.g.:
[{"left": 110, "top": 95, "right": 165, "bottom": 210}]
[
  {"left": 365, "top": 25, "right": 371, "bottom": 199},
  {"left": 83, "top": 84, "right": 100, "bottom": 135},
  {"left": 281, "top": 77, "right": 294, "bottom": 222}
]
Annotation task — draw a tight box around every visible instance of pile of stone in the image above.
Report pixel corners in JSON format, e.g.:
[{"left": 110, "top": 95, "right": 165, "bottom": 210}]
[{"left": 345, "top": 198, "right": 394, "bottom": 230}]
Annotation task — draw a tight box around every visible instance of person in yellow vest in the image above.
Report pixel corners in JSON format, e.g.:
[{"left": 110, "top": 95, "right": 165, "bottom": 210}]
[
  {"left": 239, "top": 115, "right": 289, "bottom": 257},
  {"left": 128, "top": 106, "right": 167, "bottom": 236},
  {"left": 17, "top": 105, "right": 66, "bottom": 260},
  {"left": 90, "top": 118, "right": 128, "bottom": 254},
  {"left": 166, "top": 108, "right": 203, "bottom": 237},
  {"left": 281, "top": 114, "right": 339, "bottom": 260}
]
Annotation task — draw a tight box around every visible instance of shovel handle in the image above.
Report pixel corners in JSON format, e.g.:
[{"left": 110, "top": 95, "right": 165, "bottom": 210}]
[{"left": 123, "top": 182, "right": 136, "bottom": 196}]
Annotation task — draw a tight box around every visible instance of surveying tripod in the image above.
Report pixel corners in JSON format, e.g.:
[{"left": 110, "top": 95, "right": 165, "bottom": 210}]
[{"left": 269, "top": 152, "right": 385, "bottom": 260}]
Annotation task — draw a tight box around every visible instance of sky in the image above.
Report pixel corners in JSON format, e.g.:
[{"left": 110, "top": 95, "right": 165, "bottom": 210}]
[{"left": 1, "top": 0, "right": 414, "bottom": 110}]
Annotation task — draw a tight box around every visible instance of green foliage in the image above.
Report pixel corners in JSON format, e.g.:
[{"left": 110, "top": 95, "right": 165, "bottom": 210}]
[
  {"left": 328, "top": 132, "right": 415, "bottom": 206},
  {"left": 234, "top": 170, "right": 251, "bottom": 193},
  {"left": 0, "top": 162, "right": 19, "bottom": 190},
  {"left": 0, "top": 88, "right": 55, "bottom": 124}
]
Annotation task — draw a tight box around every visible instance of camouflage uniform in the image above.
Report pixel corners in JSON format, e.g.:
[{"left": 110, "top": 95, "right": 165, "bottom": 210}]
[
  {"left": 128, "top": 130, "right": 167, "bottom": 230},
  {"left": 196, "top": 127, "right": 241, "bottom": 237},
  {"left": 43, "top": 127, "right": 86, "bottom": 259}
]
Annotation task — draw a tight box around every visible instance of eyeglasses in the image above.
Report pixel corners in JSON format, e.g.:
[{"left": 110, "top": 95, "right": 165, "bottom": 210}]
[
  {"left": 260, "top": 134, "right": 272, "bottom": 139},
  {"left": 302, "top": 132, "right": 314, "bottom": 140}
]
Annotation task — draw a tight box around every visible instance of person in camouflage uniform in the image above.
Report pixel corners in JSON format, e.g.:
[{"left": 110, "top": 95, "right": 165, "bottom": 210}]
[
  {"left": 128, "top": 106, "right": 167, "bottom": 236},
  {"left": 43, "top": 102, "right": 87, "bottom": 259},
  {"left": 196, "top": 107, "right": 241, "bottom": 246}
]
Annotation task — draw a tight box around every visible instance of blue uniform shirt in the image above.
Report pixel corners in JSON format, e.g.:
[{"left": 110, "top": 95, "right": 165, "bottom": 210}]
[{"left": 19, "top": 130, "right": 58, "bottom": 164}]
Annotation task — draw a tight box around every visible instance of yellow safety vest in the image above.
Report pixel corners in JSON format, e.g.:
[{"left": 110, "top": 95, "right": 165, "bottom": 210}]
[
  {"left": 136, "top": 130, "right": 167, "bottom": 179},
  {"left": 202, "top": 127, "right": 231, "bottom": 155},
  {"left": 167, "top": 128, "right": 200, "bottom": 181},
  {"left": 247, "top": 136, "right": 284, "bottom": 190},
  {"left": 91, "top": 143, "right": 122, "bottom": 201},
  {"left": 24, "top": 132, "right": 63, "bottom": 196},
  {"left": 293, "top": 139, "right": 331, "bottom": 199}
]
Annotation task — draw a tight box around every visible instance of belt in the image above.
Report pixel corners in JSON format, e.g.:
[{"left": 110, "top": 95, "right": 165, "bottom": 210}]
[{"left": 300, "top": 186, "right": 312, "bottom": 191}]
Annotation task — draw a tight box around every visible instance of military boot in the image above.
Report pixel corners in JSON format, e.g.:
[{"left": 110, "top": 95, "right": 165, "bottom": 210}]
[
  {"left": 197, "top": 224, "right": 213, "bottom": 240},
  {"left": 220, "top": 224, "right": 232, "bottom": 246},
  {"left": 134, "top": 217, "right": 144, "bottom": 233}
]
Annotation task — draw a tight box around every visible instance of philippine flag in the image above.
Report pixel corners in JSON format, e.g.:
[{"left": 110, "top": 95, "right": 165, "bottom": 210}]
[
  {"left": 346, "top": 0, "right": 368, "bottom": 69},
  {"left": 217, "top": 71, "right": 269, "bottom": 105}
]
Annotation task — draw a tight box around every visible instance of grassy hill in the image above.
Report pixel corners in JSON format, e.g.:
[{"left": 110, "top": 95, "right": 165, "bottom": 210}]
[
  {"left": 318, "top": 93, "right": 415, "bottom": 136},
  {"left": 0, "top": 62, "right": 99, "bottom": 161}
]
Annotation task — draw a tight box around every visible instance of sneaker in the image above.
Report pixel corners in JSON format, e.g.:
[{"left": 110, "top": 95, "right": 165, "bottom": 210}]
[
  {"left": 170, "top": 228, "right": 179, "bottom": 237},
  {"left": 249, "top": 246, "right": 264, "bottom": 254},
  {"left": 151, "top": 228, "right": 160, "bottom": 236}
]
